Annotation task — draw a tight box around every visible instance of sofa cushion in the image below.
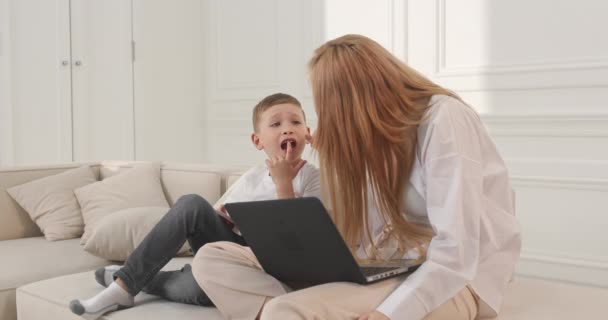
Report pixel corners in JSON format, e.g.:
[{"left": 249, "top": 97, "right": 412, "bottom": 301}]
[
  {"left": 17, "top": 257, "right": 223, "bottom": 320},
  {"left": 0, "top": 237, "right": 110, "bottom": 293},
  {"left": 84, "top": 207, "right": 190, "bottom": 261},
  {"left": 100, "top": 162, "right": 226, "bottom": 207},
  {"left": 16, "top": 270, "right": 608, "bottom": 320},
  {"left": 6, "top": 165, "right": 97, "bottom": 241},
  {"left": 0, "top": 237, "right": 110, "bottom": 320},
  {"left": 0, "top": 163, "right": 100, "bottom": 241},
  {"left": 75, "top": 162, "right": 170, "bottom": 244}
]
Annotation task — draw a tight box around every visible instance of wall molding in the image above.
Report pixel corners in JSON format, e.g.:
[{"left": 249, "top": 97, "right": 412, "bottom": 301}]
[
  {"left": 391, "top": 0, "right": 408, "bottom": 62},
  {"left": 522, "top": 250, "right": 608, "bottom": 271},
  {"left": 517, "top": 250, "right": 608, "bottom": 287},
  {"left": 434, "top": 0, "right": 608, "bottom": 78},
  {"left": 480, "top": 114, "right": 608, "bottom": 137},
  {"left": 511, "top": 175, "right": 608, "bottom": 191}
]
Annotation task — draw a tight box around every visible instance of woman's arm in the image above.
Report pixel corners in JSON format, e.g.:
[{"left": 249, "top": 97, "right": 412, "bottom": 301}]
[{"left": 377, "top": 99, "right": 484, "bottom": 320}]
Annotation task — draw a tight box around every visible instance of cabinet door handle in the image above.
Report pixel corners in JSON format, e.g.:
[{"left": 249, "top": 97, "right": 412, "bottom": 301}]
[
  {"left": 74, "top": 60, "right": 82, "bottom": 66},
  {"left": 61, "top": 60, "right": 69, "bottom": 66}
]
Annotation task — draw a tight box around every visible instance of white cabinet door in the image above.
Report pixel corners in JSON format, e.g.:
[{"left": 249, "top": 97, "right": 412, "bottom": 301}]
[
  {"left": 11, "top": 0, "right": 73, "bottom": 164},
  {"left": 71, "top": 0, "right": 134, "bottom": 161}
]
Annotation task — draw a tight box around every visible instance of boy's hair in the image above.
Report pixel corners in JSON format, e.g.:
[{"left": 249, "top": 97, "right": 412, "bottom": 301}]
[{"left": 252, "top": 93, "right": 305, "bottom": 132}]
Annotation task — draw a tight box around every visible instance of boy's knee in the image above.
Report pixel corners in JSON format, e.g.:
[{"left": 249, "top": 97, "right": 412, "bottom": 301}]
[{"left": 174, "top": 194, "right": 212, "bottom": 213}]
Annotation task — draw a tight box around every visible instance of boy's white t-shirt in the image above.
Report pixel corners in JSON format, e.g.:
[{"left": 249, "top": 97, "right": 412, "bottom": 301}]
[{"left": 219, "top": 162, "right": 321, "bottom": 206}]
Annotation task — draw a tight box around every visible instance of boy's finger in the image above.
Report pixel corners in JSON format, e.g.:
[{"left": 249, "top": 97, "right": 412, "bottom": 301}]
[
  {"left": 265, "top": 159, "right": 272, "bottom": 167},
  {"left": 286, "top": 141, "right": 294, "bottom": 160}
]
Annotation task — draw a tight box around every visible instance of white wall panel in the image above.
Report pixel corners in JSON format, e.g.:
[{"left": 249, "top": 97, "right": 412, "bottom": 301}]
[
  {"left": 132, "top": 0, "right": 205, "bottom": 162},
  {"left": 0, "top": 0, "right": 13, "bottom": 166},
  {"left": 407, "top": 0, "right": 608, "bottom": 285},
  {"left": 204, "top": 0, "right": 322, "bottom": 165}
]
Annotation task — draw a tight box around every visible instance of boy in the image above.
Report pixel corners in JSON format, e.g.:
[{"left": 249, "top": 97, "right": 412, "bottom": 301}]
[{"left": 69, "top": 93, "right": 319, "bottom": 319}]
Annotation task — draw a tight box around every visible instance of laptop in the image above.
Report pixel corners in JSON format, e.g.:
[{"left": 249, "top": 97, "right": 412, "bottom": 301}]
[{"left": 224, "top": 197, "right": 422, "bottom": 285}]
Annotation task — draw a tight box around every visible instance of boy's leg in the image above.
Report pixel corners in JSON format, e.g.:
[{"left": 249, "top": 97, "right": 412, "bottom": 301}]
[
  {"left": 71, "top": 194, "right": 243, "bottom": 318},
  {"left": 141, "top": 264, "right": 211, "bottom": 305},
  {"left": 113, "top": 194, "right": 245, "bottom": 297},
  {"left": 95, "top": 264, "right": 212, "bottom": 306}
]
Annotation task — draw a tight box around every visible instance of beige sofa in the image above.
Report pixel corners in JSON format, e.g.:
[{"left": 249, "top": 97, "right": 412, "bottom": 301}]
[
  {"left": 1, "top": 161, "right": 246, "bottom": 320},
  {"left": 1, "top": 162, "right": 607, "bottom": 320}
]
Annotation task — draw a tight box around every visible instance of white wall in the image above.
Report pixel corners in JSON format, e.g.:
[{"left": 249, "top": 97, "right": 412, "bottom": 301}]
[
  {"left": 234, "top": 0, "right": 608, "bottom": 287},
  {"left": 0, "top": 0, "right": 13, "bottom": 166},
  {"left": 202, "top": 0, "right": 323, "bottom": 166},
  {"left": 404, "top": 0, "right": 608, "bottom": 286},
  {"left": 324, "top": 0, "right": 407, "bottom": 59},
  {"left": 132, "top": 0, "right": 205, "bottom": 162}
]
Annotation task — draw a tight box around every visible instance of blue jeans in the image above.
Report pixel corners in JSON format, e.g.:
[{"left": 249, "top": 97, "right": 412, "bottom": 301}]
[{"left": 113, "top": 194, "right": 246, "bottom": 306}]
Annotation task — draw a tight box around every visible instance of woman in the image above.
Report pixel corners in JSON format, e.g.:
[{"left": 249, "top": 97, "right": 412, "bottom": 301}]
[{"left": 191, "top": 34, "right": 521, "bottom": 320}]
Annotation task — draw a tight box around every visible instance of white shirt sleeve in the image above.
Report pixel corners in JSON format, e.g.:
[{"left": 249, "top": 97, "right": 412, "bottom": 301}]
[
  {"left": 301, "top": 164, "right": 322, "bottom": 199},
  {"left": 377, "top": 99, "right": 484, "bottom": 319}
]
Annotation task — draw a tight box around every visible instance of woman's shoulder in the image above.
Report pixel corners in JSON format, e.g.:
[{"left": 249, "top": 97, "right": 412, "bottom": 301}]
[{"left": 422, "top": 94, "right": 482, "bottom": 127}]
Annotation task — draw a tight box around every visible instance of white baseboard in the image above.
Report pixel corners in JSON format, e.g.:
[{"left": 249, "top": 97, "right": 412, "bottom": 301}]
[{"left": 517, "top": 251, "right": 608, "bottom": 287}]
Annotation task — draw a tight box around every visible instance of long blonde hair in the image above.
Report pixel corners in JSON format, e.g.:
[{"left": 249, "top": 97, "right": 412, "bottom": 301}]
[{"left": 309, "top": 34, "right": 457, "bottom": 259}]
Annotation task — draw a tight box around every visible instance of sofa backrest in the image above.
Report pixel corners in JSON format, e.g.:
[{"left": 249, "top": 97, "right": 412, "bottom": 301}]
[
  {"left": 0, "top": 162, "right": 248, "bottom": 241},
  {"left": 98, "top": 161, "right": 247, "bottom": 206}
]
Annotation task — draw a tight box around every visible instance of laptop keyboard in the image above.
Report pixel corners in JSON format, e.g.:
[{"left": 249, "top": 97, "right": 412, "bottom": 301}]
[{"left": 360, "top": 266, "right": 399, "bottom": 277}]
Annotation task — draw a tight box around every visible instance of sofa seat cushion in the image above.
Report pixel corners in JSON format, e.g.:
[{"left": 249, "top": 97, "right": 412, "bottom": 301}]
[
  {"left": 1, "top": 237, "right": 111, "bottom": 320},
  {"left": 17, "top": 257, "right": 223, "bottom": 320},
  {"left": 17, "top": 270, "right": 608, "bottom": 320},
  {"left": 0, "top": 237, "right": 110, "bottom": 293}
]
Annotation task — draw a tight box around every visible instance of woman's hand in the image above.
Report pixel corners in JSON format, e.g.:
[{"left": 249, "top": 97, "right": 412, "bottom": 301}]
[
  {"left": 305, "top": 133, "right": 314, "bottom": 145},
  {"left": 358, "top": 311, "right": 390, "bottom": 320}
]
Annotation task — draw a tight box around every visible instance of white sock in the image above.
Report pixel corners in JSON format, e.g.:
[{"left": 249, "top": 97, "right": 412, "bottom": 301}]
[
  {"left": 69, "top": 282, "right": 134, "bottom": 320},
  {"left": 94, "top": 265, "right": 121, "bottom": 287}
]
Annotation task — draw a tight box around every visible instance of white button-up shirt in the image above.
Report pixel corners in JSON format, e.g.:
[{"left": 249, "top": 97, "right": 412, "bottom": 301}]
[{"left": 371, "top": 95, "right": 521, "bottom": 319}]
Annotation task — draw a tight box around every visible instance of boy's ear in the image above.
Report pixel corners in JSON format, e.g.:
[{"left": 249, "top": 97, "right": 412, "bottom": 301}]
[
  {"left": 305, "top": 127, "right": 311, "bottom": 144},
  {"left": 251, "top": 132, "right": 264, "bottom": 150}
]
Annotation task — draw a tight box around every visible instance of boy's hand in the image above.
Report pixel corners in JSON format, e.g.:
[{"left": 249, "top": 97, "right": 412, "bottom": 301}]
[
  {"left": 215, "top": 204, "right": 234, "bottom": 224},
  {"left": 266, "top": 142, "right": 306, "bottom": 199}
]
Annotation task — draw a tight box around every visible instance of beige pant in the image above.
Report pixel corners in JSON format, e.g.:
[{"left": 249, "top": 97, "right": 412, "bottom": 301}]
[{"left": 192, "top": 241, "right": 478, "bottom": 320}]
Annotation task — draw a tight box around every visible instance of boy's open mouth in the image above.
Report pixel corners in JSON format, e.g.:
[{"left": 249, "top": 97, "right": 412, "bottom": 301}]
[{"left": 280, "top": 139, "right": 297, "bottom": 150}]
